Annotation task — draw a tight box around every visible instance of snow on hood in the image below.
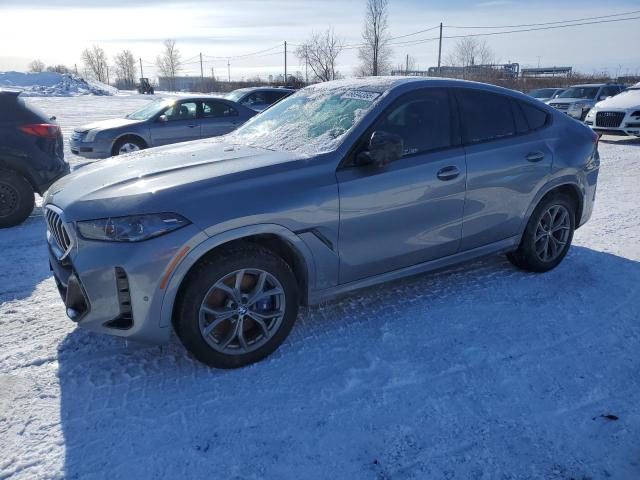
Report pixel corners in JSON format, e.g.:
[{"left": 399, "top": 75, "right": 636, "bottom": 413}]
[
  {"left": 74, "top": 117, "right": 142, "bottom": 133},
  {"left": 45, "top": 137, "right": 301, "bottom": 219},
  {"left": 594, "top": 88, "right": 640, "bottom": 109}
]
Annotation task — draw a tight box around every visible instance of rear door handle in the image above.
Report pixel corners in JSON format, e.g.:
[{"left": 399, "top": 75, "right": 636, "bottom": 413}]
[
  {"left": 526, "top": 152, "right": 545, "bottom": 162},
  {"left": 437, "top": 166, "right": 460, "bottom": 181}
]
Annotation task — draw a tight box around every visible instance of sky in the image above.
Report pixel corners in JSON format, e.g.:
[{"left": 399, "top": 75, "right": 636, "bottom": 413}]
[{"left": 0, "top": 0, "right": 639, "bottom": 81}]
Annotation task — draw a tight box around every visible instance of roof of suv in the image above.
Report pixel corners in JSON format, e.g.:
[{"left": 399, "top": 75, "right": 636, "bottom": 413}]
[{"left": 0, "top": 88, "right": 22, "bottom": 97}]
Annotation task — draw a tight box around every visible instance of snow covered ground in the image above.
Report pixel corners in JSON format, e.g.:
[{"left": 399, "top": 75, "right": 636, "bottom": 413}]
[{"left": 0, "top": 95, "right": 639, "bottom": 479}]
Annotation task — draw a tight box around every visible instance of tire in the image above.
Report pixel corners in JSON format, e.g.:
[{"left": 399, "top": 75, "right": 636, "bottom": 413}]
[
  {"left": 174, "top": 244, "right": 299, "bottom": 368},
  {"left": 507, "top": 194, "right": 576, "bottom": 273},
  {"left": 112, "top": 137, "right": 145, "bottom": 156},
  {"left": 0, "top": 170, "right": 35, "bottom": 228}
]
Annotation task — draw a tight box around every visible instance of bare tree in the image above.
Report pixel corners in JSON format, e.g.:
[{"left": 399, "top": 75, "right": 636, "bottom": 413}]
[
  {"left": 445, "top": 38, "right": 496, "bottom": 67},
  {"left": 156, "top": 39, "right": 182, "bottom": 90},
  {"left": 81, "top": 45, "right": 109, "bottom": 82},
  {"left": 29, "top": 59, "right": 45, "bottom": 73},
  {"left": 296, "top": 28, "right": 344, "bottom": 82},
  {"left": 358, "top": 0, "right": 393, "bottom": 76},
  {"left": 114, "top": 50, "right": 137, "bottom": 88},
  {"left": 394, "top": 54, "right": 417, "bottom": 74}
]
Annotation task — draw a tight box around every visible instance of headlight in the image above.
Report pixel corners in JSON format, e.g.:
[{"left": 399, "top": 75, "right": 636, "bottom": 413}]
[
  {"left": 586, "top": 109, "right": 596, "bottom": 118},
  {"left": 76, "top": 213, "right": 190, "bottom": 242},
  {"left": 572, "top": 103, "right": 589, "bottom": 111},
  {"left": 84, "top": 129, "right": 99, "bottom": 142}
]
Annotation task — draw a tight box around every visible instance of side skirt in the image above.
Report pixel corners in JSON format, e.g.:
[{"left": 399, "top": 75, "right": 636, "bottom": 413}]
[{"left": 308, "top": 235, "right": 520, "bottom": 305}]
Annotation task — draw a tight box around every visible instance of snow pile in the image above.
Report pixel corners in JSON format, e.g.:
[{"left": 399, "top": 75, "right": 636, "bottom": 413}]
[{"left": 0, "top": 71, "right": 117, "bottom": 97}]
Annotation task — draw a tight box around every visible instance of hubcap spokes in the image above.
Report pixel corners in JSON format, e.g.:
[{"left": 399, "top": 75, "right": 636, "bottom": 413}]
[
  {"left": 198, "top": 269, "right": 285, "bottom": 355},
  {"left": 119, "top": 143, "right": 140, "bottom": 154},
  {"left": 534, "top": 204, "right": 570, "bottom": 262},
  {"left": 0, "top": 183, "right": 19, "bottom": 217}
]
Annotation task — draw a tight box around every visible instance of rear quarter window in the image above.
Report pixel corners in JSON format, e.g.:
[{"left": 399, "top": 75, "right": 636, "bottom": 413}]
[
  {"left": 518, "top": 101, "right": 549, "bottom": 131},
  {"left": 456, "top": 89, "right": 516, "bottom": 144}
]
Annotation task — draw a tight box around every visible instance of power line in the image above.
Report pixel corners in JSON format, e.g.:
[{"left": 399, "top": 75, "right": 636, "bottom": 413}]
[
  {"left": 383, "top": 14, "right": 640, "bottom": 48},
  {"left": 445, "top": 9, "right": 640, "bottom": 29}
]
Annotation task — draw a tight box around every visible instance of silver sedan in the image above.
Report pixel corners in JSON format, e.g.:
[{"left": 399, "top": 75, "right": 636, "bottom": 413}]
[{"left": 69, "top": 96, "right": 257, "bottom": 159}]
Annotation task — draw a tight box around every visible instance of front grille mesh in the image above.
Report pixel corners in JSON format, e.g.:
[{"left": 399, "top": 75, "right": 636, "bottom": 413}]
[
  {"left": 45, "top": 208, "right": 71, "bottom": 254},
  {"left": 596, "top": 112, "right": 625, "bottom": 128}
]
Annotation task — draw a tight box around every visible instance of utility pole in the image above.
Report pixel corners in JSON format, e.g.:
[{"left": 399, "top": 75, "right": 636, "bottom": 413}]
[
  {"left": 537, "top": 56, "right": 541, "bottom": 68},
  {"left": 437, "top": 22, "right": 443, "bottom": 74},
  {"left": 284, "top": 41, "right": 287, "bottom": 86},
  {"left": 305, "top": 57, "right": 308, "bottom": 84},
  {"left": 106, "top": 65, "right": 110, "bottom": 86},
  {"left": 227, "top": 59, "right": 231, "bottom": 82},
  {"left": 211, "top": 67, "right": 215, "bottom": 79},
  {"left": 139, "top": 58, "right": 144, "bottom": 79},
  {"left": 406, "top": 54, "right": 409, "bottom": 74},
  {"left": 74, "top": 63, "right": 78, "bottom": 75},
  {"left": 200, "top": 53, "right": 204, "bottom": 81}
]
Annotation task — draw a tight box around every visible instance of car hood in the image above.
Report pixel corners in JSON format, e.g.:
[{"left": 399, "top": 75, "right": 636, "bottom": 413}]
[
  {"left": 45, "top": 138, "right": 304, "bottom": 221},
  {"left": 548, "top": 98, "right": 594, "bottom": 104},
  {"left": 74, "top": 117, "right": 142, "bottom": 133},
  {"left": 594, "top": 90, "right": 640, "bottom": 109}
]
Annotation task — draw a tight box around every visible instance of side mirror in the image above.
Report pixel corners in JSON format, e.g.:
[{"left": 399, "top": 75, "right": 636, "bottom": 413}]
[
  {"left": 366, "top": 130, "right": 403, "bottom": 167},
  {"left": 599, "top": 95, "right": 610, "bottom": 101},
  {"left": 157, "top": 114, "right": 168, "bottom": 123}
]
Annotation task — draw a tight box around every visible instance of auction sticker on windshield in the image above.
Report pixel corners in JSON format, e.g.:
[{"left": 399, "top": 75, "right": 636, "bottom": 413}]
[{"left": 341, "top": 90, "right": 381, "bottom": 102}]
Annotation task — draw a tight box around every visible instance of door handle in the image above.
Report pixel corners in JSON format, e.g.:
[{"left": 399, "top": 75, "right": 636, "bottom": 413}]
[
  {"left": 526, "top": 152, "right": 545, "bottom": 162},
  {"left": 187, "top": 124, "right": 198, "bottom": 128},
  {"left": 437, "top": 166, "right": 460, "bottom": 181}
]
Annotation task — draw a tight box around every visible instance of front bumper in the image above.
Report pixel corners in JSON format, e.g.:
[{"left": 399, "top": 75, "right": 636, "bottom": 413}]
[
  {"left": 46, "top": 207, "right": 205, "bottom": 344},
  {"left": 585, "top": 109, "right": 640, "bottom": 137},
  {"left": 548, "top": 102, "right": 592, "bottom": 121},
  {"left": 69, "top": 134, "right": 111, "bottom": 159}
]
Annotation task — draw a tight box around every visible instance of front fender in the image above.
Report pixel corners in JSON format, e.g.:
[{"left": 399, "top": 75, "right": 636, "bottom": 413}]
[{"left": 157, "top": 223, "right": 318, "bottom": 328}]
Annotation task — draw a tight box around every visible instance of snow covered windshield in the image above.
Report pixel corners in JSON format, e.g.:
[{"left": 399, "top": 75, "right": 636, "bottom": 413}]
[
  {"left": 229, "top": 87, "right": 381, "bottom": 154},
  {"left": 127, "top": 99, "right": 172, "bottom": 120}
]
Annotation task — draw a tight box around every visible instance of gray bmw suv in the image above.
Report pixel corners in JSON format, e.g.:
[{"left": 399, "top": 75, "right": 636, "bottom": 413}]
[{"left": 45, "top": 77, "right": 600, "bottom": 368}]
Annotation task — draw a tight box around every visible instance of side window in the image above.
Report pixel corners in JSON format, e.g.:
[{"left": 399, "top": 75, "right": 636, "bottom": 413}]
[
  {"left": 241, "top": 92, "right": 267, "bottom": 106},
  {"left": 164, "top": 101, "right": 197, "bottom": 121},
  {"left": 518, "top": 101, "right": 549, "bottom": 131},
  {"left": 202, "top": 100, "right": 238, "bottom": 118},
  {"left": 456, "top": 89, "right": 516, "bottom": 144},
  {"left": 374, "top": 88, "right": 452, "bottom": 156},
  {"left": 602, "top": 86, "right": 619, "bottom": 98},
  {"left": 266, "top": 91, "right": 287, "bottom": 104},
  {"left": 510, "top": 100, "right": 529, "bottom": 135}
]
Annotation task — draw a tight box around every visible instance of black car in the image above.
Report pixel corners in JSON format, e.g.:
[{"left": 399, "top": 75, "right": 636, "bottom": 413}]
[
  {"left": 0, "top": 89, "right": 68, "bottom": 227},
  {"left": 225, "top": 87, "right": 295, "bottom": 112}
]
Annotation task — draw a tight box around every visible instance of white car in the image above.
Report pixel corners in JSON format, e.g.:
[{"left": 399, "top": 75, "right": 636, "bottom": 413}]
[{"left": 585, "top": 82, "right": 640, "bottom": 137}]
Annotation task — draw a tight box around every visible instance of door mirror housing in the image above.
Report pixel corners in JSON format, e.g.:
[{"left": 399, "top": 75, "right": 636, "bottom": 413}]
[
  {"left": 157, "top": 114, "right": 168, "bottom": 123},
  {"left": 358, "top": 130, "right": 403, "bottom": 167},
  {"left": 599, "top": 95, "right": 610, "bottom": 101}
]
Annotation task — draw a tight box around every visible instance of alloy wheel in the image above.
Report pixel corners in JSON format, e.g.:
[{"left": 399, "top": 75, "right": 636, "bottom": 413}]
[
  {"left": 534, "top": 204, "right": 571, "bottom": 262},
  {"left": 118, "top": 142, "right": 140, "bottom": 154},
  {"left": 198, "top": 269, "right": 286, "bottom": 355}
]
